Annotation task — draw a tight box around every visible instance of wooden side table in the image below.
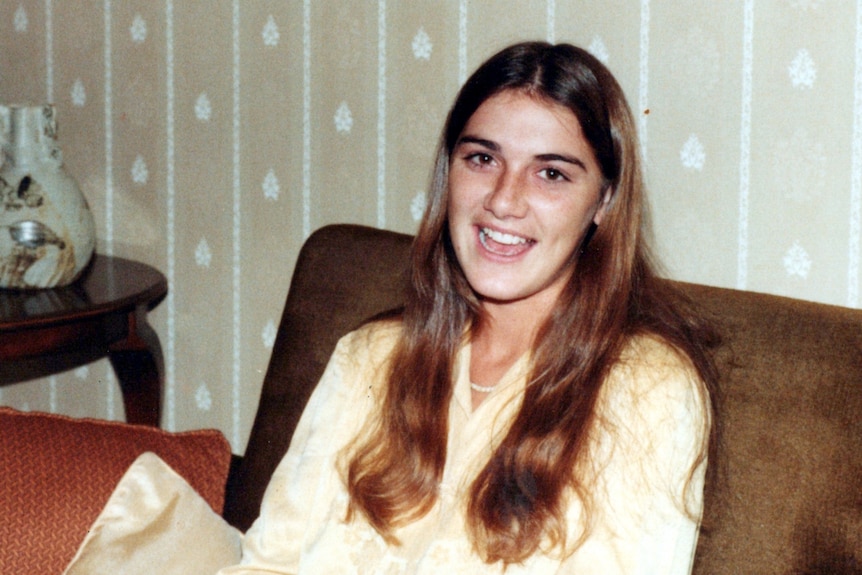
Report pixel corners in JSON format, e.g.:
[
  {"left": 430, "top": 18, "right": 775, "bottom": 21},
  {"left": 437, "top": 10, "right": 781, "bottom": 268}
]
[{"left": 0, "top": 255, "right": 167, "bottom": 426}]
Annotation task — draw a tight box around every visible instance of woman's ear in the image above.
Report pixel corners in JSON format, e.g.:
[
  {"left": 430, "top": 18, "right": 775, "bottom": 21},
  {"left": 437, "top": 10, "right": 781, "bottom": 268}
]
[{"left": 592, "top": 187, "right": 613, "bottom": 226}]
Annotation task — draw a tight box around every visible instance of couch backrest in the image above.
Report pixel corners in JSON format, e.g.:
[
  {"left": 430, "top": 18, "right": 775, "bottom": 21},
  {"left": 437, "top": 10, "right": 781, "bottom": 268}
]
[
  {"left": 684, "top": 282, "right": 862, "bottom": 573},
  {"left": 225, "top": 224, "right": 862, "bottom": 574},
  {"left": 224, "top": 225, "right": 413, "bottom": 530}
]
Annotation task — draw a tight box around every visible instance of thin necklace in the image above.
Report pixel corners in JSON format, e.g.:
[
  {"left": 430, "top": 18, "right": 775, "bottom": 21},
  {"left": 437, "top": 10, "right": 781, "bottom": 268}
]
[{"left": 470, "top": 381, "right": 496, "bottom": 393}]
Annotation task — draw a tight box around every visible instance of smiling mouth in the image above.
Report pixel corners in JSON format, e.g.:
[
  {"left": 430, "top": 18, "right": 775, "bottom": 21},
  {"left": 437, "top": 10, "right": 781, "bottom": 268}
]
[{"left": 478, "top": 227, "right": 534, "bottom": 256}]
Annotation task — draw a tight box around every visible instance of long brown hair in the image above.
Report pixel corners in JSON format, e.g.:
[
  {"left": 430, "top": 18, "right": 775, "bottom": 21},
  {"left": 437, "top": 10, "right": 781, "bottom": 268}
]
[{"left": 345, "top": 41, "right": 719, "bottom": 564}]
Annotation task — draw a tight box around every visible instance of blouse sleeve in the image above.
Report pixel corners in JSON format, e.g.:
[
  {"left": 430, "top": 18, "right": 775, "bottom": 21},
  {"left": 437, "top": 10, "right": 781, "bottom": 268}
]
[
  {"left": 216, "top": 328, "right": 385, "bottom": 575},
  {"left": 555, "top": 337, "right": 709, "bottom": 575}
]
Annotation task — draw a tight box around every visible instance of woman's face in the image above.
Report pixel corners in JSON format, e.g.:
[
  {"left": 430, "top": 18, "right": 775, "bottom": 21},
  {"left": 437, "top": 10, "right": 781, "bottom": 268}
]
[{"left": 447, "top": 90, "right": 609, "bottom": 315}]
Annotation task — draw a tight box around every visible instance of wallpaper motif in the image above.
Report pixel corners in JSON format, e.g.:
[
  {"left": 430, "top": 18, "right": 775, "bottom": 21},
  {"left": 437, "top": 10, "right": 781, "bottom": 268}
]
[{"left": 1, "top": 1, "right": 861, "bottom": 453}]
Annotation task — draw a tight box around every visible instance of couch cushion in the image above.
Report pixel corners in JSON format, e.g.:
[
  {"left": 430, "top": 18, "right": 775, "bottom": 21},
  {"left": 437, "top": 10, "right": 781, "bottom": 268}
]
[{"left": 0, "top": 407, "right": 232, "bottom": 575}]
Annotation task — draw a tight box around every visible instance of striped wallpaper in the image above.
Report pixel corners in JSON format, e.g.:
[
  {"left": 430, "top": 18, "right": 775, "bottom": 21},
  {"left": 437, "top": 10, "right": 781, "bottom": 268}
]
[{"left": 1, "top": 0, "right": 860, "bottom": 453}]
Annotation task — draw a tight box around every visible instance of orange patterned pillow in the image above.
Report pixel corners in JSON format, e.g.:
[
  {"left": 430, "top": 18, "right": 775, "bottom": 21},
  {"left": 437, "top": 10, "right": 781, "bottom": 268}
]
[{"left": 0, "top": 407, "right": 232, "bottom": 575}]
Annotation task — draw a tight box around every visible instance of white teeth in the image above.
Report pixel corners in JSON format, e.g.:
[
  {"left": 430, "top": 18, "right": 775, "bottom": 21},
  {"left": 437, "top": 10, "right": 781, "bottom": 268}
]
[{"left": 481, "top": 227, "right": 528, "bottom": 245}]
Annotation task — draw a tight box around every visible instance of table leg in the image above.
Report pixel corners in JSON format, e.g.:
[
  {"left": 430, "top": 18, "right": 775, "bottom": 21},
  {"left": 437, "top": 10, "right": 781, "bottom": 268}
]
[{"left": 108, "top": 307, "right": 163, "bottom": 427}]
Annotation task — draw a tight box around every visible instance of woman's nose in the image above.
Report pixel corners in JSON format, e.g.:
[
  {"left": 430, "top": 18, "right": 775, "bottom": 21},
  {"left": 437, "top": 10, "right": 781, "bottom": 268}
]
[{"left": 483, "top": 169, "right": 528, "bottom": 219}]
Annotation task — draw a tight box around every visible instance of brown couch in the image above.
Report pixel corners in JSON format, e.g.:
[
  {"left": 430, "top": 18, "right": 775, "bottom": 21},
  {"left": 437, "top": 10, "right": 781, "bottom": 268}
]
[
  {"left": 225, "top": 224, "right": 862, "bottom": 574},
  {"left": 4, "top": 223, "right": 860, "bottom": 573}
]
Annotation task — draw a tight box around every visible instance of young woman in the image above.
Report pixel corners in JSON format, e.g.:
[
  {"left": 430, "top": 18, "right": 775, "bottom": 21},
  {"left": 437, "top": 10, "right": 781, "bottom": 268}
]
[{"left": 222, "top": 41, "right": 719, "bottom": 574}]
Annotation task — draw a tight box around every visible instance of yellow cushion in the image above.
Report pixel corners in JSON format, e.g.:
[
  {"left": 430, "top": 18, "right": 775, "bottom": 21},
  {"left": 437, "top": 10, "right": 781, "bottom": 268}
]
[{"left": 63, "top": 452, "right": 242, "bottom": 574}]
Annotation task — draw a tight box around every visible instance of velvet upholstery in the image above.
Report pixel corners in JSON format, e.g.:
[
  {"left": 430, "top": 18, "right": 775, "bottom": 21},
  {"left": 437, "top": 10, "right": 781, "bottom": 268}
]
[
  {"left": 223, "top": 224, "right": 412, "bottom": 531},
  {"left": 224, "top": 223, "right": 862, "bottom": 574}
]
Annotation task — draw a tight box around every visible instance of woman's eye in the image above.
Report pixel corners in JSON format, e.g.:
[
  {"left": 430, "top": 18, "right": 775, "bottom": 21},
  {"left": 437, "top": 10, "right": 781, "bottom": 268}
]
[
  {"left": 461, "top": 152, "right": 496, "bottom": 170},
  {"left": 467, "top": 153, "right": 493, "bottom": 165},
  {"left": 540, "top": 168, "right": 568, "bottom": 181}
]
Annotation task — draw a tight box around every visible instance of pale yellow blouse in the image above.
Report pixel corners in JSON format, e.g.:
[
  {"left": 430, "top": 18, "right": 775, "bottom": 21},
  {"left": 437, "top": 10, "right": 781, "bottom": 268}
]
[{"left": 218, "top": 322, "right": 708, "bottom": 575}]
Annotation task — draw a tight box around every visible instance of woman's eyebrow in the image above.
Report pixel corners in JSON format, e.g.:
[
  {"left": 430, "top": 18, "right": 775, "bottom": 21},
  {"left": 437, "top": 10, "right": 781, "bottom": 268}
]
[
  {"left": 455, "top": 135, "right": 499, "bottom": 151},
  {"left": 536, "top": 153, "right": 587, "bottom": 170},
  {"left": 456, "top": 136, "right": 588, "bottom": 170}
]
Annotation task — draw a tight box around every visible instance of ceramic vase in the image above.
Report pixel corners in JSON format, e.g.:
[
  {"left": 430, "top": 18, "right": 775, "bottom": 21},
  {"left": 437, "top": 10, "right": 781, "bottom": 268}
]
[{"left": 0, "top": 104, "right": 95, "bottom": 289}]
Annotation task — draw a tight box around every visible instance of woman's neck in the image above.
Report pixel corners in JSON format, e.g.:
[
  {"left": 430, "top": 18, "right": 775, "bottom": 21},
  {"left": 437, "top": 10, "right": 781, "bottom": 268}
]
[{"left": 469, "top": 301, "right": 548, "bottom": 410}]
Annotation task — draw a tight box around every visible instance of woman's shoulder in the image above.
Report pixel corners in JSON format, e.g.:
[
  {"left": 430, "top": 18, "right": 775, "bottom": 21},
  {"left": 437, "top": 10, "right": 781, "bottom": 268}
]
[
  {"left": 329, "top": 319, "right": 404, "bottom": 376},
  {"left": 600, "top": 333, "right": 706, "bottom": 422},
  {"left": 308, "top": 320, "right": 404, "bottom": 419},
  {"left": 616, "top": 332, "right": 697, "bottom": 379},
  {"left": 337, "top": 318, "right": 403, "bottom": 354}
]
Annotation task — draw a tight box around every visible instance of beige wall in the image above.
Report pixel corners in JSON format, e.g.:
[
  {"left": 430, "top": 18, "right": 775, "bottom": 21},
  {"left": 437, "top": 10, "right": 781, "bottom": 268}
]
[{"left": 1, "top": 0, "right": 859, "bottom": 453}]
